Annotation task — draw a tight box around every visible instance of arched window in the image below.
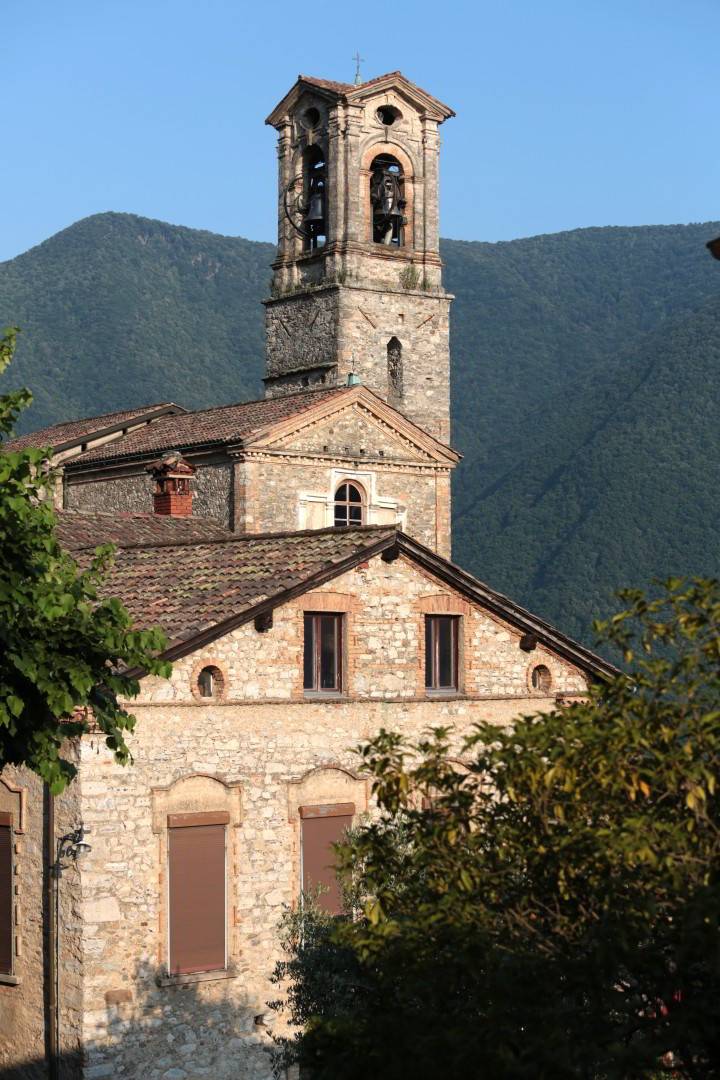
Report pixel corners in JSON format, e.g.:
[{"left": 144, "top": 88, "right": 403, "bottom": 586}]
[
  {"left": 370, "top": 154, "right": 406, "bottom": 247},
  {"left": 387, "top": 337, "right": 403, "bottom": 401},
  {"left": 334, "top": 482, "right": 365, "bottom": 527},
  {"left": 303, "top": 145, "right": 326, "bottom": 251}
]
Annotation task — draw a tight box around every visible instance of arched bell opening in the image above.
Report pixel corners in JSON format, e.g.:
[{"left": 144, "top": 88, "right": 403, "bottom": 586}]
[
  {"left": 370, "top": 153, "right": 406, "bottom": 247},
  {"left": 387, "top": 337, "right": 403, "bottom": 402},
  {"left": 303, "top": 144, "right": 327, "bottom": 251}
]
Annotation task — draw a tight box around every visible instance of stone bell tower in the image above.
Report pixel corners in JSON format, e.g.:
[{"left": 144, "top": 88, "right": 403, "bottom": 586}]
[{"left": 263, "top": 71, "right": 455, "bottom": 443}]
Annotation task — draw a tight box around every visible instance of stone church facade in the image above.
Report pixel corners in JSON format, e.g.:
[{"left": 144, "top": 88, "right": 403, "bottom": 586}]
[{"left": 0, "top": 72, "right": 615, "bottom": 1079}]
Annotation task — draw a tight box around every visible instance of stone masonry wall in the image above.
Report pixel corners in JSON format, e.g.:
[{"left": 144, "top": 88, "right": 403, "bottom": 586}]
[
  {"left": 74, "top": 555, "right": 587, "bottom": 1080},
  {"left": 264, "top": 283, "right": 451, "bottom": 443},
  {"left": 66, "top": 463, "right": 233, "bottom": 529},
  {"left": 239, "top": 457, "right": 446, "bottom": 554},
  {"left": 0, "top": 760, "right": 85, "bottom": 1078}
]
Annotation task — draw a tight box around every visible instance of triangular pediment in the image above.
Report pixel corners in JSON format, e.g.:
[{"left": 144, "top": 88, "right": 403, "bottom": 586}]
[
  {"left": 242, "top": 387, "right": 460, "bottom": 465},
  {"left": 266, "top": 72, "right": 454, "bottom": 128}
]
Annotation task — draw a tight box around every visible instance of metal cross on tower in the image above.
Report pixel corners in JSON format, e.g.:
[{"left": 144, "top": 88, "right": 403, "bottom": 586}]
[{"left": 352, "top": 52, "right": 365, "bottom": 85}]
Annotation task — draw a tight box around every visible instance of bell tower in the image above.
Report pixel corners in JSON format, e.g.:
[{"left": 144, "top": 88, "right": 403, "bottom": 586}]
[{"left": 263, "top": 72, "right": 455, "bottom": 443}]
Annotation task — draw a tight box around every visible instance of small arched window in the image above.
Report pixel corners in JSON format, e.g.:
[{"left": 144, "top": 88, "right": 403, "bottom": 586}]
[
  {"left": 334, "top": 482, "right": 365, "bottom": 527},
  {"left": 387, "top": 337, "right": 403, "bottom": 402},
  {"left": 370, "top": 154, "right": 406, "bottom": 247}
]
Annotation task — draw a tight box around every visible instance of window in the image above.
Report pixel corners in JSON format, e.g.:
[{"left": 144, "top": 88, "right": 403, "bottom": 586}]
[
  {"left": 196, "top": 665, "right": 224, "bottom": 700},
  {"left": 304, "top": 614, "right": 342, "bottom": 693},
  {"left": 531, "top": 664, "right": 552, "bottom": 693},
  {"left": 334, "top": 482, "right": 365, "bottom": 527},
  {"left": 425, "top": 616, "right": 459, "bottom": 692},
  {"left": 387, "top": 337, "right": 403, "bottom": 401},
  {"left": 300, "top": 803, "right": 354, "bottom": 915},
  {"left": 168, "top": 812, "right": 228, "bottom": 975},
  {"left": 0, "top": 813, "right": 13, "bottom": 975},
  {"left": 370, "top": 153, "right": 406, "bottom": 247}
]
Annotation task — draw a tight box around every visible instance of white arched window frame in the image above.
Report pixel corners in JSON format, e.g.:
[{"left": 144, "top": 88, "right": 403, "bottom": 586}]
[{"left": 297, "top": 469, "right": 406, "bottom": 531}]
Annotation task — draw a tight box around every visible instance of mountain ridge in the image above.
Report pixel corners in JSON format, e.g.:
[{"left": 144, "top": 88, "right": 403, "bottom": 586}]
[{"left": 2, "top": 211, "right": 719, "bottom": 643}]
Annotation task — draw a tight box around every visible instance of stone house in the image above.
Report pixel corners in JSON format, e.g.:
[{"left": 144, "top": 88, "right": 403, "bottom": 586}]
[{"left": 0, "top": 71, "right": 616, "bottom": 1079}]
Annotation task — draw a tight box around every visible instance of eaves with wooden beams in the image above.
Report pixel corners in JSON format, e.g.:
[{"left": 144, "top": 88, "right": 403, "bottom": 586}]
[
  {"left": 265, "top": 71, "right": 455, "bottom": 129},
  {"left": 107, "top": 524, "right": 618, "bottom": 683}
]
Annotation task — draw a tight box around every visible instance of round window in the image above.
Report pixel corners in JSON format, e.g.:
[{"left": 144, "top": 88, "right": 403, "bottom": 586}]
[
  {"left": 376, "top": 105, "right": 402, "bottom": 126},
  {"left": 303, "top": 106, "right": 320, "bottom": 129},
  {"left": 531, "top": 665, "right": 552, "bottom": 693}
]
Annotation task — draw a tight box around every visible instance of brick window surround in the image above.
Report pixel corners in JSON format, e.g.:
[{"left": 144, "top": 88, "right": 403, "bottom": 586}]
[
  {"left": 189, "top": 660, "right": 228, "bottom": 704},
  {"left": 304, "top": 613, "right": 343, "bottom": 693},
  {"left": 425, "top": 615, "right": 459, "bottom": 692}
]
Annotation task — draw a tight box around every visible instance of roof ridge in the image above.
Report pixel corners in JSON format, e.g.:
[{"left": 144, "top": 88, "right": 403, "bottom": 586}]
[
  {"left": 21, "top": 401, "right": 181, "bottom": 434},
  {"left": 69, "top": 522, "right": 396, "bottom": 553},
  {"left": 137, "top": 385, "right": 345, "bottom": 421}
]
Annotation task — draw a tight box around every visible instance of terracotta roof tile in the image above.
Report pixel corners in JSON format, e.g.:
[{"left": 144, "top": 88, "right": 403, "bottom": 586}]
[
  {"left": 299, "top": 74, "right": 355, "bottom": 94},
  {"left": 4, "top": 403, "right": 180, "bottom": 453},
  {"left": 77, "top": 525, "right": 396, "bottom": 642},
  {"left": 300, "top": 71, "right": 454, "bottom": 116},
  {"left": 56, "top": 510, "right": 231, "bottom": 551},
  {"left": 68, "top": 387, "right": 346, "bottom": 466}
]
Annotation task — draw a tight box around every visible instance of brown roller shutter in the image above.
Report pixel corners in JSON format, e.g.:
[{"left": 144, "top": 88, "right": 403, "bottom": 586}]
[
  {"left": 0, "top": 823, "right": 12, "bottom": 975},
  {"left": 169, "top": 824, "right": 225, "bottom": 975},
  {"left": 302, "top": 812, "right": 353, "bottom": 916}
]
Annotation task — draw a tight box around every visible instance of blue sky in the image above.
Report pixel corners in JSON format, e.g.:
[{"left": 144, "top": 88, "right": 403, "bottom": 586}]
[{"left": 3, "top": 0, "right": 719, "bottom": 262}]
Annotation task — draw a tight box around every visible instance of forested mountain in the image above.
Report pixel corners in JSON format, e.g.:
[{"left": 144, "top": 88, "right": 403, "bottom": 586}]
[{"left": 2, "top": 212, "right": 719, "bottom": 642}]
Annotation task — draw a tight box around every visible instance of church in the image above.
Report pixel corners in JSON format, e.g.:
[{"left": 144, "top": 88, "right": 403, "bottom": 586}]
[{"left": 0, "top": 71, "right": 615, "bottom": 1079}]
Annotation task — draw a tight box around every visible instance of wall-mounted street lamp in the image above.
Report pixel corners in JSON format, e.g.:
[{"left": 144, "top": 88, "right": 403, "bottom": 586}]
[
  {"left": 707, "top": 236, "right": 720, "bottom": 260},
  {"left": 53, "top": 823, "right": 92, "bottom": 877}
]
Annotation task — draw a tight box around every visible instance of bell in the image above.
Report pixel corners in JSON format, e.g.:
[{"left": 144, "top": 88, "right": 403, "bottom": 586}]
[{"left": 306, "top": 192, "right": 325, "bottom": 224}]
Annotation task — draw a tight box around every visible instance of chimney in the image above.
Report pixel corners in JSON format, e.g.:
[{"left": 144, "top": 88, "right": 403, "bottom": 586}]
[{"left": 146, "top": 453, "right": 195, "bottom": 516}]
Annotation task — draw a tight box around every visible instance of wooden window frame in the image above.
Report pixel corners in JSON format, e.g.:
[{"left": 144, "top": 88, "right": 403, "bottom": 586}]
[
  {"left": 167, "top": 812, "right": 229, "bottom": 976},
  {"left": 304, "top": 613, "right": 343, "bottom": 694},
  {"left": 425, "top": 615, "right": 460, "bottom": 693},
  {"left": 333, "top": 481, "right": 366, "bottom": 528},
  {"left": 0, "top": 811, "right": 13, "bottom": 978}
]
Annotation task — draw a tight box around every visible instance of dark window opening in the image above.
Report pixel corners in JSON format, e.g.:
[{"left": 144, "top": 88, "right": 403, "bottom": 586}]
[
  {"left": 376, "top": 105, "right": 401, "bottom": 126},
  {"left": 304, "top": 614, "right": 342, "bottom": 692},
  {"left": 531, "top": 664, "right": 552, "bottom": 692},
  {"left": 197, "top": 665, "right": 223, "bottom": 699},
  {"left": 304, "top": 145, "right": 326, "bottom": 252},
  {"left": 334, "top": 482, "right": 365, "bottom": 527},
  {"left": 0, "top": 814, "right": 12, "bottom": 975},
  {"left": 425, "top": 616, "right": 459, "bottom": 692},
  {"left": 304, "top": 106, "right": 320, "bottom": 129},
  {"left": 370, "top": 154, "right": 406, "bottom": 247},
  {"left": 387, "top": 337, "right": 403, "bottom": 400}
]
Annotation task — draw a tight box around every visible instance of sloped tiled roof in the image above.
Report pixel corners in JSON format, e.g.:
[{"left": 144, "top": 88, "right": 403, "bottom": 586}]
[
  {"left": 81, "top": 525, "right": 395, "bottom": 644},
  {"left": 3, "top": 403, "right": 181, "bottom": 453},
  {"left": 56, "top": 510, "right": 231, "bottom": 551},
  {"left": 68, "top": 388, "right": 345, "bottom": 466}
]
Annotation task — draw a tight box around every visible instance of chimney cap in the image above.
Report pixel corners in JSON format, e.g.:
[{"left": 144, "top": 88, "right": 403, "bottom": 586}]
[{"left": 146, "top": 451, "right": 196, "bottom": 478}]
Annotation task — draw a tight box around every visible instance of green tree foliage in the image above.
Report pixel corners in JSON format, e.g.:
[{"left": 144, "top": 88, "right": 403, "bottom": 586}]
[
  {"left": 272, "top": 578, "right": 720, "bottom": 1079},
  {"left": 0, "top": 328, "right": 171, "bottom": 792},
  {"left": 2, "top": 214, "right": 720, "bottom": 645}
]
